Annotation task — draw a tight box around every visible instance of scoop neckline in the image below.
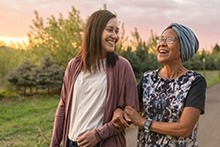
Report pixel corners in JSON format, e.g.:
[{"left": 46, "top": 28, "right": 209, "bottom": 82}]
[{"left": 155, "top": 68, "right": 192, "bottom": 81}]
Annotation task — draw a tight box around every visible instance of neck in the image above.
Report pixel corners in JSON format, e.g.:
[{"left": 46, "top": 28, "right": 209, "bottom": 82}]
[{"left": 159, "top": 64, "right": 188, "bottom": 79}]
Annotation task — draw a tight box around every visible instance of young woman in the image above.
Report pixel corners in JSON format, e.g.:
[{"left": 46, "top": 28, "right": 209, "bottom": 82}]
[{"left": 50, "top": 10, "right": 139, "bottom": 147}]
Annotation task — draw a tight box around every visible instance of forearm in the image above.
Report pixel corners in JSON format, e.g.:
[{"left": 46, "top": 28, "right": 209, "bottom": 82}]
[
  {"left": 50, "top": 95, "right": 67, "bottom": 146},
  {"left": 50, "top": 107, "right": 65, "bottom": 146},
  {"left": 126, "top": 107, "right": 200, "bottom": 138},
  {"left": 149, "top": 107, "right": 201, "bottom": 137},
  {"left": 150, "top": 121, "right": 193, "bottom": 138},
  {"left": 94, "top": 121, "right": 125, "bottom": 142}
]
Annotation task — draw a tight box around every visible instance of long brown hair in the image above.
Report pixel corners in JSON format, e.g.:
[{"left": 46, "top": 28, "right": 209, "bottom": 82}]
[{"left": 77, "top": 10, "right": 119, "bottom": 72}]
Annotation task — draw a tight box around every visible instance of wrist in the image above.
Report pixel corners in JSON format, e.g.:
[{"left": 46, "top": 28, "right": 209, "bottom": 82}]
[{"left": 144, "top": 118, "right": 153, "bottom": 133}]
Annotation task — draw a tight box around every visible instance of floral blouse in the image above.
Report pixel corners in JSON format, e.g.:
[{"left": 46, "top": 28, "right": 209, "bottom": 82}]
[{"left": 137, "top": 69, "right": 206, "bottom": 147}]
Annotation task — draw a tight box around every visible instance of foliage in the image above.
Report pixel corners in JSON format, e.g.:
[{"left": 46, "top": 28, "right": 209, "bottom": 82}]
[
  {"left": 0, "top": 46, "right": 26, "bottom": 78},
  {"left": 1, "top": 6, "right": 220, "bottom": 97},
  {"left": 7, "top": 61, "right": 36, "bottom": 95},
  {"left": 7, "top": 56, "right": 64, "bottom": 96},
  {"left": 120, "top": 28, "right": 160, "bottom": 80},
  {"left": 212, "top": 43, "right": 220, "bottom": 53},
  {"left": 35, "top": 56, "right": 64, "bottom": 94},
  {"left": 146, "top": 29, "right": 158, "bottom": 54},
  {"left": 28, "top": 6, "right": 84, "bottom": 67}
]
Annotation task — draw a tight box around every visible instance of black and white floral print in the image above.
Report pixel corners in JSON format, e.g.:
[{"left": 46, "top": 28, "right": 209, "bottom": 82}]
[{"left": 138, "top": 69, "right": 202, "bottom": 147}]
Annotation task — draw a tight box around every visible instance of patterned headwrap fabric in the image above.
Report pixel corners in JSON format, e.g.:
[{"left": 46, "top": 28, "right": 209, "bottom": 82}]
[{"left": 163, "top": 23, "right": 199, "bottom": 62}]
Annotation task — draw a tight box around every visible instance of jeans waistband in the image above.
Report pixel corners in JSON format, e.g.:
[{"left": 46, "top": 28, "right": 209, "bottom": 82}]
[{"left": 67, "top": 138, "right": 100, "bottom": 147}]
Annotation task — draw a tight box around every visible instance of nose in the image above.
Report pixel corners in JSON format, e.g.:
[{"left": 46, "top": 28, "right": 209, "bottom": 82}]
[
  {"left": 111, "top": 32, "right": 118, "bottom": 38},
  {"left": 157, "top": 41, "right": 167, "bottom": 50},
  {"left": 111, "top": 32, "right": 119, "bottom": 42}
]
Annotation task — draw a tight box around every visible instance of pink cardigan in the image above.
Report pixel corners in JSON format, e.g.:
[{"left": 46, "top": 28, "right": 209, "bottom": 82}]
[{"left": 50, "top": 56, "right": 139, "bottom": 147}]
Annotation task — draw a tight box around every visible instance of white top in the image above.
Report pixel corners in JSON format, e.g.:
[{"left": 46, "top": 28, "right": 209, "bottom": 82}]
[{"left": 68, "top": 60, "right": 107, "bottom": 141}]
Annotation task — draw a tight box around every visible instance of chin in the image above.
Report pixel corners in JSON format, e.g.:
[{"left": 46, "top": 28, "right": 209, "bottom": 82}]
[
  {"left": 157, "top": 59, "right": 166, "bottom": 64},
  {"left": 107, "top": 48, "right": 115, "bottom": 53}
]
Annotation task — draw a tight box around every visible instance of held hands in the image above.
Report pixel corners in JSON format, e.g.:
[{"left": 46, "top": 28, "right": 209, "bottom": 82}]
[
  {"left": 124, "top": 106, "right": 146, "bottom": 128},
  {"left": 77, "top": 130, "right": 98, "bottom": 147},
  {"left": 111, "top": 108, "right": 131, "bottom": 128}
]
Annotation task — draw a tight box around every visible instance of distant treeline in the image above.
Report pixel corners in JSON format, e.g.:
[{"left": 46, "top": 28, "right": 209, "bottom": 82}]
[{"left": 1, "top": 6, "right": 220, "bottom": 97}]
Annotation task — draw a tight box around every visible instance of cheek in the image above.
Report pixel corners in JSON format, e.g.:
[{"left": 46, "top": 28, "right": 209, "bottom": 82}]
[{"left": 116, "top": 35, "right": 120, "bottom": 43}]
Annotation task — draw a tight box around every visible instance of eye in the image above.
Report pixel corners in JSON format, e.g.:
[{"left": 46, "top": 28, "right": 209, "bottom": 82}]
[
  {"left": 156, "top": 37, "right": 164, "bottom": 43},
  {"left": 115, "top": 29, "right": 119, "bottom": 34},
  {"left": 167, "top": 37, "right": 173, "bottom": 42},
  {"left": 105, "top": 27, "right": 113, "bottom": 32}
]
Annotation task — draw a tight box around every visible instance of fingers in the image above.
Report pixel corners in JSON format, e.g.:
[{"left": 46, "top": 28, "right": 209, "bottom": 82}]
[
  {"left": 112, "top": 112, "right": 130, "bottom": 128},
  {"left": 112, "top": 118, "right": 122, "bottom": 128},
  {"left": 124, "top": 105, "right": 134, "bottom": 111},
  {"left": 123, "top": 112, "right": 131, "bottom": 122},
  {"left": 120, "top": 112, "right": 131, "bottom": 127},
  {"left": 77, "top": 131, "right": 97, "bottom": 147}
]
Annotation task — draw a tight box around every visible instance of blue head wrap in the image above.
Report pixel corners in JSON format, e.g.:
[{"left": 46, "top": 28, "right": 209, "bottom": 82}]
[{"left": 163, "top": 23, "right": 199, "bottom": 62}]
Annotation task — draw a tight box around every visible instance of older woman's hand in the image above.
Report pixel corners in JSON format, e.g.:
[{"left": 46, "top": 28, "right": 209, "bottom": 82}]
[
  {"left": 112, "top": 108, "right": 131, "bottom": 128},
  {"left": 124, "top": 106, "right": 146, "bottom": 128}
]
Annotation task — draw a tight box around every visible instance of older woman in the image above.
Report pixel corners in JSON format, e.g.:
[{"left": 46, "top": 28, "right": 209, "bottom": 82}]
[{"left": 123, "top": 23, "right": 207, "bottom": 146}]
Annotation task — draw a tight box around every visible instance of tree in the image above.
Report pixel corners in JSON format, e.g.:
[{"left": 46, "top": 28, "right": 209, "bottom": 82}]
[
  {"left": 7, "top": 56, "right": 64, "bottom": 96},
  {"left": 28, "top": 6, "right": 84, "bottom": 67},
  {"left": 0, "top": 46, "right": 26, "bottom": 78},
  {"left": 35, "top": 56, "right": 64, "bottom": 94},
  {"left": 116, "top": 23, "right": 129, "bottom": 54},
  {"left": 147, "top": 29, "right": 158, "bottom": 54},
  {"left": 7, "top": 61, "right": 36, "bottom": 95},
  {"left": 121, "top": 28, "right": 160, "bottom": 80},
  {"left": 212, "top": 43, "right": 220, "bottom": 53}
]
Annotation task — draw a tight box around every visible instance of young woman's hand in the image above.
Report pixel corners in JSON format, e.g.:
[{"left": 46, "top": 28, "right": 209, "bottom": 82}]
[
  {"left": 111, "top": 108, "right": 131, "bottom": 128},
  {"left": 77, "top": 130, "right": 98, "bottom": 147}
]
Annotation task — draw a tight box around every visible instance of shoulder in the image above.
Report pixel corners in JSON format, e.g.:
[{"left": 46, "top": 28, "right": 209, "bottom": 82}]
[
  {"left": 115, "top": 56, "right": 132, "bottom": 69},
  {"left": 188, "top": 70, "right": 206, "bottom": 83},
  {"left": 64, "top": 57, "right": 81, "bottom": 76},
  {"left": 117, "top": 56, "right": 130, "bottom": 64},
  {"left": 66, "top": 57, "right": 80, "bottom": 68},
  {"left": 68, "top": 57, "right": 79, "bottom": 65},
  {"left": 186, "top": 70, "right": 207, "bottom": 88}
]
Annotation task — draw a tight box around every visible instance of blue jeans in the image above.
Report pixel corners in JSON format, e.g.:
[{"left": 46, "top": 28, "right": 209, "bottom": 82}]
[{"left": 67, "top": 138, "right": 100, "bottom": 147}]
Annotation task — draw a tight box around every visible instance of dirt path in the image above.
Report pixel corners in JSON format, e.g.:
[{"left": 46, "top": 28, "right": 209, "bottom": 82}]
[{"left": 125, "top": 83, "right": 220, "bottom": 147}]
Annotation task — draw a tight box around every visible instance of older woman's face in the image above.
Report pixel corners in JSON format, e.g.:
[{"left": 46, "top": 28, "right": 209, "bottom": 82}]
[{"left": 156, "top": 28, "right": 181, "bottom": 64}]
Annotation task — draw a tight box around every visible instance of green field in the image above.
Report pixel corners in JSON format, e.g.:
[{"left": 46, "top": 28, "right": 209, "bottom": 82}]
[
  {"left": 1, "top": 70, "right": 220, "bottom": 146},
  {"left": 196, "top": 70, "right": 220, "bottom": 87},
  {"left": 0, "top": 96, "right": 59, "bottom": 146}
]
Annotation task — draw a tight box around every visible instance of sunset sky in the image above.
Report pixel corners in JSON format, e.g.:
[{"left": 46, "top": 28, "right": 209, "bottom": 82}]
[{"left": 0, "top": 0, "right": 219, "bottom": 51}]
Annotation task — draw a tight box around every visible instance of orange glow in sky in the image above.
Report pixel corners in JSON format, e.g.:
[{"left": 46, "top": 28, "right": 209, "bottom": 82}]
[{"left": 0, "top": 0, "right": 219, "bottom": 52}]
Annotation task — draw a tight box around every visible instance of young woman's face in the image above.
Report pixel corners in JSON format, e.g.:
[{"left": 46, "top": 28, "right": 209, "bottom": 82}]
[
  {"left": 156, "top": 28, "right": 181, "bottom": 64},
  {"left": 101, "top": 18, "right": 119, "bottom": 57}
]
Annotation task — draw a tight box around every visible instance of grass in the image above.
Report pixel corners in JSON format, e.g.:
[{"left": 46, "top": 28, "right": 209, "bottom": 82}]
[
  {"left": 0, "top": 70, "right": 220, "bottom": 146},
  {"left": 196, "top": 70, "right": 220, "bottom": 87},
  {"left": 0, "top": 96, "right": 59, "bottom": 147}
]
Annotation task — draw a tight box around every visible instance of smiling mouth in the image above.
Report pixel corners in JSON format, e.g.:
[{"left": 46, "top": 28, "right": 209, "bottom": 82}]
[
  {"left": 107, "top": 41, "right": 115, "bottom": 47},
  {"left": 158, "top": 49, "right": 169, "bottom": 54}
]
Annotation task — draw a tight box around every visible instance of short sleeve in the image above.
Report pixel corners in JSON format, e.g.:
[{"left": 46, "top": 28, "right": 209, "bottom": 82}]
[{"left": 184, "top": 76, "right": 207, "bottom": 114}]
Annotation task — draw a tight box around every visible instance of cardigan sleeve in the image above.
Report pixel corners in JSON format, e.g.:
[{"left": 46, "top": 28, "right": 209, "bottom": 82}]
[
  {"left": 94, "top": 122, "right": 125, "bottom": 141},
  {"left": 50, "top": 59, "right": 75, "bottom": 147},
  {"left": 117, "top": 57, "right": 139, "bottom": 111},
  {"left": 94, "top": 57, "right": 139, "bottom": 141}
]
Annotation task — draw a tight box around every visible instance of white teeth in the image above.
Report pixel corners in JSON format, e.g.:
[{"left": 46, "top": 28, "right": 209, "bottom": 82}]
[{"left": 159, "top": 49, "right": 168, "bottom": 53}]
